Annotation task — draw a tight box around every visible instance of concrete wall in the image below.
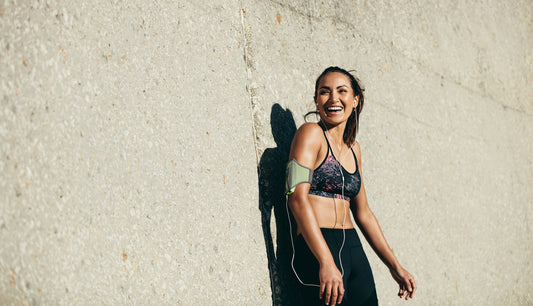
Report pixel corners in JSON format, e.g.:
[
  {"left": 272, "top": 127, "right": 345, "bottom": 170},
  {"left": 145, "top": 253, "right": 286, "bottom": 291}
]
[{"left": 1, "top": 0, "right": 531, "bottom": 305}]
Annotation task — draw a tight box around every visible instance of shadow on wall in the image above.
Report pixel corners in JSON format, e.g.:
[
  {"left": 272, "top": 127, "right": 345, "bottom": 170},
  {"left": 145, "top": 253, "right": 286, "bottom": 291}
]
[{"left": 258, "top": 104, "right": 302, "bottom": 306}]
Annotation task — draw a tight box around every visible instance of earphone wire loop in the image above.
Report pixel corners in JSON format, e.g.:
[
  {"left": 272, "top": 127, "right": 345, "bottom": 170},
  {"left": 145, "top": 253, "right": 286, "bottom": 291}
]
[
  {"left": 286, "top": 194, "right": 320, "bottom": 287},
  {"left": 287, "top": 119, "right": 356, "bottom": 288},
  {"left": 321, "top": 122, "right": 354, "bottom": 282}
]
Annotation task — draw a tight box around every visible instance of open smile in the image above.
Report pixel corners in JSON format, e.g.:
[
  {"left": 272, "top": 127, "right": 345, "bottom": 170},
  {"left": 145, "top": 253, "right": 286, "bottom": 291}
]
[{"left": 325, "top": 106, "right": 344, "bottom": 115}]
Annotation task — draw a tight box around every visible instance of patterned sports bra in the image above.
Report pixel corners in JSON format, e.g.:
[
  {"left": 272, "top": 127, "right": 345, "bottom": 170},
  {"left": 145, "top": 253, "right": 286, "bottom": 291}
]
[{"left": 308, "top": 131, "right": 361, "bottom": 201}]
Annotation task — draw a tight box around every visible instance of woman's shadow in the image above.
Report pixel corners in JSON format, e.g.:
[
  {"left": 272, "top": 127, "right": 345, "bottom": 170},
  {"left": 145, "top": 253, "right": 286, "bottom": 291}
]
[{"left": 258, "top": 104, "right": 302, "bottom": 306}]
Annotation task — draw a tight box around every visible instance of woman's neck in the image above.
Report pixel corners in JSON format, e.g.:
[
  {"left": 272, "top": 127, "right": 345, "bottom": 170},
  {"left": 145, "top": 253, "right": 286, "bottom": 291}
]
[{"left": 319, "top": 120, "right": 346, "bottom": 145}]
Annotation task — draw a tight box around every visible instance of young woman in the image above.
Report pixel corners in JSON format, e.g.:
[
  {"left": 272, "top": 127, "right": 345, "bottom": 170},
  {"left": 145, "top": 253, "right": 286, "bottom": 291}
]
[{"left": 286, "top": 67, "right": 416, "bottom": 305}]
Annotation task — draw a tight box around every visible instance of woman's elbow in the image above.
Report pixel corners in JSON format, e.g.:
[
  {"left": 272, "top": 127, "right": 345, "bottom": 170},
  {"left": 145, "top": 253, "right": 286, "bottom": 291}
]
[
  {"left": 288, "top": 193, "right": 309, "bottom": 213},
  {"left": 355, "top": 206, "right": 374, "bottom": 224}
]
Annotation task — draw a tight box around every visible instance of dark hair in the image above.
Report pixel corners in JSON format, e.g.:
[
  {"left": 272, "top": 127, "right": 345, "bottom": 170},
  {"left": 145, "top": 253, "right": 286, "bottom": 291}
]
[{"left": 310, "top": 66, "right": 365, "bottom": 146}]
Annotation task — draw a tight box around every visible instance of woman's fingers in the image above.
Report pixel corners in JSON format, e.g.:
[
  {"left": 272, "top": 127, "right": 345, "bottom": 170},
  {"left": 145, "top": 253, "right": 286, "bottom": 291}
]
[
  {"left": 402, "top": 274, "right": 416, "bottom": 300},
  {"left": 391, "top": 267, "right": 417, "bottom": 300},
  {"left": 323, "top": 281, "right": 345, "bottom": 305},
  {"left": 320, "top": 280, "right": 345, "bottom": 306},
  {"left": 327, "top": 286, "right": 334, "bottom": 305},
  {"left": 409, "top": 277, "right": 417, "bottom": 298},
  {"left": 398, "top": 287, "right": 404, "bottom": 298},
  {"left": 324, "top": 282, "right": 331, "bottom": 305},
  {"left": 405, "top": 279, "right": 413, "bottom": 298},
  {"left": 336, "top": 283, "right": 345, "bottom": 305},
  {"left": 319, "top": 264, "right": 344, "bottom": 305}
]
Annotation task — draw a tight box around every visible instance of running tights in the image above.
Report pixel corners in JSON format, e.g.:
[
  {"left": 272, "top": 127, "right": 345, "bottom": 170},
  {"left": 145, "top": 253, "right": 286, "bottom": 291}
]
[{"left": 292, "top": 228, "right": 378, "bottom": 305}]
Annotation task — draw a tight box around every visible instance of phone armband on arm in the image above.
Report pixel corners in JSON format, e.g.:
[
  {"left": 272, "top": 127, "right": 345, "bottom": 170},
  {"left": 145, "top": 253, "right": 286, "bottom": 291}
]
[{"left": 285, "top": 158, "right": 314, "bottom": 195}]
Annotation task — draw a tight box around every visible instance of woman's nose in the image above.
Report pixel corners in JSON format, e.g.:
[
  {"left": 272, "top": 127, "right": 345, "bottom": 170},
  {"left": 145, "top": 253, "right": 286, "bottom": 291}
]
[{"left": 329, "top": 92, "right": 338, "bottom": 102}]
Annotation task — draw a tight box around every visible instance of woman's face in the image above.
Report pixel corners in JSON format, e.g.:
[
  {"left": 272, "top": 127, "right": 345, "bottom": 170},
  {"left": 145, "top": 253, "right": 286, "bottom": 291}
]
[{"left": 315, "top": 72, "right": 358, "bottom": 127}]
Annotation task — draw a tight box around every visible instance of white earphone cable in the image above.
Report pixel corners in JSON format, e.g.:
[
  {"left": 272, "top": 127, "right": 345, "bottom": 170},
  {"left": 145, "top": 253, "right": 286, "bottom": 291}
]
[{"left": 287, "top": 122, "right": 355, "bottom": 287}]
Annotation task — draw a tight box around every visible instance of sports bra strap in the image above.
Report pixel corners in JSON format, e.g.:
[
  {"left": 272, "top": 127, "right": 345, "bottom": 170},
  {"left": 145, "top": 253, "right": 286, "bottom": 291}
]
[
  {"left": 322, "top": 129, "right": 332, "bottom": 154},
  {"left": 322, "top": 128, "right": 359, "bottom": 174},
  {"left": 351, "top": 147, "right": 359, "bottom": 173}
]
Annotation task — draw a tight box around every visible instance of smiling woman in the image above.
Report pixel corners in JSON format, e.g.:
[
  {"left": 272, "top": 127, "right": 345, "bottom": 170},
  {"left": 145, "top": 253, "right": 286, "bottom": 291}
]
[
  {"left": 313, "top": 67, "right": 364, "bottom": 148},
  {"left": 285, "top": 67, "right": 416, "bottom": 305}
]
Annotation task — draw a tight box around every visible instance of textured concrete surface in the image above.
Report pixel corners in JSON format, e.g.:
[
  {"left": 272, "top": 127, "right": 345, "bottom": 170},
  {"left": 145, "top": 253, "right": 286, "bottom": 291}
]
[
  {"left": 1, "top": 1, "right": 266, "bottom": 304},
  {"left": 1, "top": 0, "right": 532, "bottom": 305}
]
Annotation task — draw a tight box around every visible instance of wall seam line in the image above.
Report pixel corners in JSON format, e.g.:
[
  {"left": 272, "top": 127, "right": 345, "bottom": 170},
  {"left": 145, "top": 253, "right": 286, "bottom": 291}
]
[{"left": 240, "top": 6, "right": 260, "bottom": 166}]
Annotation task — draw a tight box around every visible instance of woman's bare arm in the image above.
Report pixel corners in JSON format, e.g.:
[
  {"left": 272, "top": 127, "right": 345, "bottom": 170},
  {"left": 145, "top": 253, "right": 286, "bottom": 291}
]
[
  {"left": 350, "top": 142, "right": 417, "bottom": 300},
  {"left": 288, "top": 122, "right": 345, "bottom": 305}
]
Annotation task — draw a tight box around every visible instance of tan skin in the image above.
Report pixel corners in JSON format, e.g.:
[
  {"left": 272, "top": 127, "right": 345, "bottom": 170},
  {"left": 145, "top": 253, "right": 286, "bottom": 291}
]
[{"left": 288, "top": 72, "right": 417, "bottom": 305}]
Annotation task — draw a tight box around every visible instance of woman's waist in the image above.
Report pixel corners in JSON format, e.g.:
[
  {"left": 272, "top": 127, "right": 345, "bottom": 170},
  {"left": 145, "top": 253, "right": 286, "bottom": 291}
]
[{"left": 306, "top": 194, "right": 354, "bottom": 229}]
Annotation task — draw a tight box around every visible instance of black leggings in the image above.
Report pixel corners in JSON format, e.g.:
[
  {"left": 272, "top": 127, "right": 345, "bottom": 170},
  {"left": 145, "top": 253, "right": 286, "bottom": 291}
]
[{"left": 292, "top": 228, "right": 378, "bottom": 305}]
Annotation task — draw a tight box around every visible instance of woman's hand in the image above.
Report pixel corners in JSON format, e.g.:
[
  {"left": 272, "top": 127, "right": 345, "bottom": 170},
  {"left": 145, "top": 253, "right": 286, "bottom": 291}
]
[
  {"left": 389, "top": 266, "right": 417, "bottom": 300},
  {"left": 319, "top": 262, "right": 345, "bottom": 305}
]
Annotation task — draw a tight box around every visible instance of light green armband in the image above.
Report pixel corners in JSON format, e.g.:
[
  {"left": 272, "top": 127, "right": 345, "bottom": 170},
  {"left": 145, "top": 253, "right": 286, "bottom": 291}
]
[{"left": 285, "top": 158, "right": 314, "bottom": 195}]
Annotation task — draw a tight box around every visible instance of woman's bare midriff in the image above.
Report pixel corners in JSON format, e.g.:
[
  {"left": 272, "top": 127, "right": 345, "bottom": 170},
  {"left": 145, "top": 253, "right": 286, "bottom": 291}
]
[{"left": 305, "top": 194, "right": 355, "bottom": 230}]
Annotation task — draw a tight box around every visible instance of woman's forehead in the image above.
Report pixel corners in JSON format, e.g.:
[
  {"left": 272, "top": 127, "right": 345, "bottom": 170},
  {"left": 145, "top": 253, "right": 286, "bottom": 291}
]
[{"left": 318, "top": 72, "right": 351, "bottom": 87}]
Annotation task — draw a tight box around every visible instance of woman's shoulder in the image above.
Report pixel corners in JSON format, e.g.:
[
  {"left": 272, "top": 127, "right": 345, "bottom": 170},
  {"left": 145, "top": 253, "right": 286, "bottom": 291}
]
[
  {"left": 290, "top": 122, "right": 324, "bottom": 157},
  {"left": 351, "top": 140, "right": 362, "bottom": 162},
  {"left": 293, "top": 122, "right": 324, "bottom": 145},
  {"left": 352, "top": 140, "right": 361, "bottom": 152},
  {"left": 296, "top": 122, "right": 323, "bottom": 137}
]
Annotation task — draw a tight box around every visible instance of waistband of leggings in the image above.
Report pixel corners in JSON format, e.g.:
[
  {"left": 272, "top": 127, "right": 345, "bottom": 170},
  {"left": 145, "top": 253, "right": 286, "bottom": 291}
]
[
  {"left": 320, "top": 227, "right": 361, "bottom": 246},
  {"left": 320, "top": 227, "right": 356, "bottom": 234}
]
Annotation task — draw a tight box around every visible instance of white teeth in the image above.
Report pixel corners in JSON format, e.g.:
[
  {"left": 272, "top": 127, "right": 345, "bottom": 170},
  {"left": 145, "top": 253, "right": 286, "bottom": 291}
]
[{"left": 327, "top": 107, "right": 342, "bottom": 111}]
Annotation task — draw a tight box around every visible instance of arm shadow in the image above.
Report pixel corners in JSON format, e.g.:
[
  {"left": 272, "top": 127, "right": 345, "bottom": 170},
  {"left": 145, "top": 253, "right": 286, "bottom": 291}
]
[{"left": 258, "top": 104, "right": 302, "bottom": 306}]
